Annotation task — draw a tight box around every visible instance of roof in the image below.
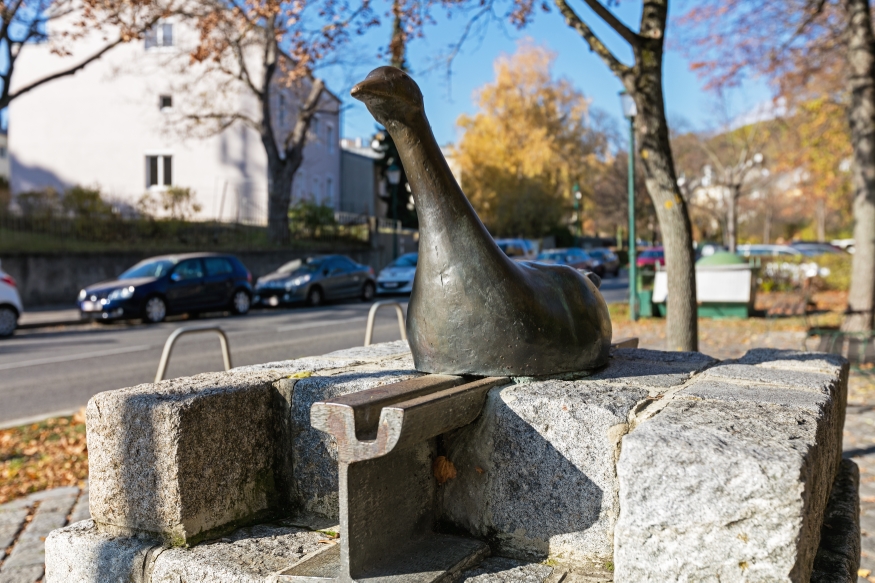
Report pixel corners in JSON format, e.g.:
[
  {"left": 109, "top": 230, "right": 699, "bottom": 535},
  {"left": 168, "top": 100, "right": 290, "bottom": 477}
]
[{"left": 697, "top": 251, "right": 747, "bottom": 267}]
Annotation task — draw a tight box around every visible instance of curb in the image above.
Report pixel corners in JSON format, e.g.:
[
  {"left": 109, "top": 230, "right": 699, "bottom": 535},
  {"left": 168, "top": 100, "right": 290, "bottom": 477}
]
[{"left": 17, "top": 318, "right": 92, "bottom": 330}]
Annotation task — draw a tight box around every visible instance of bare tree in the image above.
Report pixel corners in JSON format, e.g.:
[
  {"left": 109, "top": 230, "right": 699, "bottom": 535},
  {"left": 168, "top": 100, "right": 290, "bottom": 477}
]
[
  {"left": 166, "top": 0, "right": 373, "bottom": 243},
  {"left": 680, "top": 0, "right": 875, "bottom": 332},
  {"left": 674, "top": 120, "right": 769, "bottom": 252},
  {"left": 3, "top": 0, "right": 166, "bottom": 109}
]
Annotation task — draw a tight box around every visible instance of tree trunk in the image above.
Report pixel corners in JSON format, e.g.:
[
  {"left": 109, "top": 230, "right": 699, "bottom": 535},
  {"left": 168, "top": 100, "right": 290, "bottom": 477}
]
[
  {"left": 842, "top": 0, "right": 875, "bottom": 332},
  {"left": 727, "top": 185, "right": 739, "bottom": 253},
  {"left": 629, "top": 38, "right": 699, "bottom": 351},
  {"left": 763, "top": 203, "right": 772, "bottom": 244},
  {"left": 267, "top": 162, "right": 296, "bottom": 244},
  {"left": 815, "top": 199, "right": 827, "bottom": 242}
]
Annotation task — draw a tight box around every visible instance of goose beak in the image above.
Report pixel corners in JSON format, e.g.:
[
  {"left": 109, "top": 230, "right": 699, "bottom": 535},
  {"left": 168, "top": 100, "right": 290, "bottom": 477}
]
[{"left": 351, "top": 76, "right": 390, "bottom": 102}]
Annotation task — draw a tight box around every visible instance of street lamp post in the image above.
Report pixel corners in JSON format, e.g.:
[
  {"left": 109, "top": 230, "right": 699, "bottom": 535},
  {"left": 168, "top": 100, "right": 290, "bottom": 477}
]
[
  {"left": 386, "top": 163, "right": 402, "bottom": 259},
  {"left": 573, "top": 184, "right": 582, "bottom": 238},
  {"left": 619, "top": 90, "right": 638, "bottom": 322}
]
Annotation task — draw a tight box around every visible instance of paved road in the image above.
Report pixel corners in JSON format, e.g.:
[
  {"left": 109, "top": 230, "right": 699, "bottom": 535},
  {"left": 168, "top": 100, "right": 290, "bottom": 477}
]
[
  {"left": 0, "top": 301, "right": 410, "bottom": 428},
  {"left": 1, "top": 273, "right": 629, "bottom": 428},
  {"left": 597, "top": 270, "right": 629, "bottom": 305}
]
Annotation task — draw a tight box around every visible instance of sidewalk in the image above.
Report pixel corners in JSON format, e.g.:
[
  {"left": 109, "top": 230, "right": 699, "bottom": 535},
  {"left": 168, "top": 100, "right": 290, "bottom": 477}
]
[
  {"left": 17, "top": 307, "right": 85, "bottom": 330},
  {"left": 0, "top": 484, "right": 88, "bottom": 583}
]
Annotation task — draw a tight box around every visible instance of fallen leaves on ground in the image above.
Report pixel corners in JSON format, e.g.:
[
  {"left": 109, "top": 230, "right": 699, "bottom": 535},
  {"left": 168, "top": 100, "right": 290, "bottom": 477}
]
[{"left": 0, "top": 408, "right": 88, "bottom": 504}]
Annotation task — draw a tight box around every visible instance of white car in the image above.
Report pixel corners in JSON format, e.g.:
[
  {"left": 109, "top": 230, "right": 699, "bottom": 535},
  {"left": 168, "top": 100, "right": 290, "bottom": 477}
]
[
  {"left": 736, "top": 244, "right": 802, "bottom": 257},
  {"left": 0, "top": 261, "right": 23, "bottom": 337},
  {"left": 376, "top": 253, "right": 417, "bottom": 295}
]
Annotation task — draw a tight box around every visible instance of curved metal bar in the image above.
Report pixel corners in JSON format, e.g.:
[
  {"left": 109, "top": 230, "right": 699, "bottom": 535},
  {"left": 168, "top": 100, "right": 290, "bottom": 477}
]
[
  {"left": 364, "top": 301, "right": 407, "bottom": 346},
  {"left": 155, "top": 325, "right": 232, "bottom": 383}
]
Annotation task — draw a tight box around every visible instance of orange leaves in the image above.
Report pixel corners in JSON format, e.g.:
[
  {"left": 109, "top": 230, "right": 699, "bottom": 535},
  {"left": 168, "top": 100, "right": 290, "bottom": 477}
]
[
  {"left": 432, "top": 456, "right": 457, "bottom": 484},
  {"left": 454, "top": 40, "right": 608, "bottom": 237},
  {"left": 0, "top": 409, "right": 89, "bottom": 504}
]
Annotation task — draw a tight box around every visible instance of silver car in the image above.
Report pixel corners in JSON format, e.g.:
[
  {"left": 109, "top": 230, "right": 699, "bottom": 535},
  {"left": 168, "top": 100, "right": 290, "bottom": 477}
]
[
  {"left": 0, "top": 260, "right": 23, "bottom": 337},
  {"left": 377, "top": 253, "right": 417, "bottom": 295}
]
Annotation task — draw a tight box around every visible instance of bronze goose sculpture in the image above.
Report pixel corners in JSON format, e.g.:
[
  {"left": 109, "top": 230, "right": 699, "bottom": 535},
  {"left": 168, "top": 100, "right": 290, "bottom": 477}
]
[{"left": 352, "top": 66, "right": 612, "bottom": 376}]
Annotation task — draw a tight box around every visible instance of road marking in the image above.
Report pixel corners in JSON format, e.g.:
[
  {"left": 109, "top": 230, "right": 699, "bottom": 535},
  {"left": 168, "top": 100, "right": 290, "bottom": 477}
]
[
  {"left": 0, "top": 344, "right": 153, "bottom": 371},
  {"left": 276, "top": 317, "right": 366, "bottom": 333}
]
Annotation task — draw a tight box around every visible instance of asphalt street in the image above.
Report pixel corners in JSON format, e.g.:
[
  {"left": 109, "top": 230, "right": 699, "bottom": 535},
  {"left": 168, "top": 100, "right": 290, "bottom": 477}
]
[
  {"left": 0, "top": 271, "right": 628, "bottom": 428},
  {"left": 0, "top": 300, "right": 410, "bottom": 428}
]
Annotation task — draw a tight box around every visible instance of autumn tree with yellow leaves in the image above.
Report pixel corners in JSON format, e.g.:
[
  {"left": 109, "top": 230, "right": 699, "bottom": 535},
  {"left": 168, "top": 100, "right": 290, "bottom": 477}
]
[{"left": 453, "top": 42, "right": 609, "bottom": 238}]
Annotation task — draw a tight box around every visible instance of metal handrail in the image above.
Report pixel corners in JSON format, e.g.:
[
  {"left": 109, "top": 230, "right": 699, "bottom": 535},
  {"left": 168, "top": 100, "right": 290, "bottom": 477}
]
[
  {"left": 364, "top": 301, "right": 407, "bottom": 346},
  {"left": 155, "top": 325, "right": 232, "bottom": 382}
]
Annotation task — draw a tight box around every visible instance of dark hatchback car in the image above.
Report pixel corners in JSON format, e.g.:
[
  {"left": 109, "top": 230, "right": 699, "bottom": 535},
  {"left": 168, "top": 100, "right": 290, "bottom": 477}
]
[
  {"left": 535, "top": 248, "right": 595, "bottom": 271},
  {"left": 254, "top": 255, "right": 375, "bottom": 307},
  {"left": 78, "top": 253, "right": 253, "bottom": 323}
]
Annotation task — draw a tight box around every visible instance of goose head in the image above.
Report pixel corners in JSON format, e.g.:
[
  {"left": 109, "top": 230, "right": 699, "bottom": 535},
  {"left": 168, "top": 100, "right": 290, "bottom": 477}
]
[{"left": 351, "top": 66, "right": 424, "bottom": 126}]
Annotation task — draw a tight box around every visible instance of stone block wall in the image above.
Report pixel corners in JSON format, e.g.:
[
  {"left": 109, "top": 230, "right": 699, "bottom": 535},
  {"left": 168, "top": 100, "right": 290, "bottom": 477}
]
[{"left": 46, "top": 342, "right": 858, "bottom": 582}]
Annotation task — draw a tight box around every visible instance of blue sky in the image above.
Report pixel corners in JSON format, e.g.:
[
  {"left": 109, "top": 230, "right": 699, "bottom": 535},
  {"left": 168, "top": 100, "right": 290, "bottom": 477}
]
[{"left": 325, "top": 1, "right": 774, "bottom": 146}]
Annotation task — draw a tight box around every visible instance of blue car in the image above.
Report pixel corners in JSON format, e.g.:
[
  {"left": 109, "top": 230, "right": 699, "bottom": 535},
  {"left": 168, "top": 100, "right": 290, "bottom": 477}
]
[{"left": 78, "top": 253, "right": 253, "bottom": 323}]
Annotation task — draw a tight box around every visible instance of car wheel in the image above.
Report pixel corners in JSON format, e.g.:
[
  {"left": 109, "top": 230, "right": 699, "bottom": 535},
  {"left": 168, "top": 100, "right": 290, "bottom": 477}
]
[
  {"left": 231, "top": 289, "right": 251, "bottom": 315},
  {"left": 143, "top": 296, "right": 167, "bottom": 324},
  {"left": 0, "top": 306, "right": 18, "bottom": 338},
  {"left": 361, "top": 281, "right": 376, "bottom": 302},
  {"left": 307, "top": 286, "right": 324, "bottom": 307}
]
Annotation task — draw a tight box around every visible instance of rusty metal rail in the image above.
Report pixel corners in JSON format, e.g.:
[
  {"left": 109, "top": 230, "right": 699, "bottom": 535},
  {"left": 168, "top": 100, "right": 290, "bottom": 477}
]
[
  {"left": 363, "top": 301, "right": 407, "bottom": 346},
  {"left": 155, "top": 325, "right": 232, "bottom": 382},
  {"left": 278, "top": 375, "right": 505, "bottom": 581}
]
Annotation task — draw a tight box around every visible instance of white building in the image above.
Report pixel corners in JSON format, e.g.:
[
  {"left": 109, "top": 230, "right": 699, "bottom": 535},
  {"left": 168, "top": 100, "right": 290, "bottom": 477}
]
[{"left": 9, "top": 18, "right": 341, "bottom": 223}]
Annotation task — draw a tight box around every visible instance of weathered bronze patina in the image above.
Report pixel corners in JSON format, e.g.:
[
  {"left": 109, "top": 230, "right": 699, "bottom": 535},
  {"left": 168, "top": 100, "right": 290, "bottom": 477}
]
[{"left": 352, "top": 66, "right": 612, "bottom": 376}]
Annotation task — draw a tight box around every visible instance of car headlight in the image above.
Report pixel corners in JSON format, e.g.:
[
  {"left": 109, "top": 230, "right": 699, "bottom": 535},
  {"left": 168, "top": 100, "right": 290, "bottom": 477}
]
[
  {"left": 286, "top": 274, "right": 311, "bottom": 290},
  {"left": 78, "top": 289, "right": 87, "bottom": 301},
  {"left": 107, "top": 286, "right": 135, "bottom": 301}
]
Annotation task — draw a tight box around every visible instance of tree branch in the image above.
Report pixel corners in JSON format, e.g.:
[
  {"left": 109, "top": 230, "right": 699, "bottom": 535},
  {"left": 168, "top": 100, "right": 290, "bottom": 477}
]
[
  {"left": 553, "top": 0, "right": 630, "bottom": 78},
  {"left": 185, "top": 111, "right": 260, "bottom": 133},
  {"left": 285, "top": 77, "right": 324, "bottom": 154},
  {"left": 579, "top": 0, "right": 640, "bottom": 46},
  {"left": 6, "top": 36, "right": 126, "bottom": 106}
]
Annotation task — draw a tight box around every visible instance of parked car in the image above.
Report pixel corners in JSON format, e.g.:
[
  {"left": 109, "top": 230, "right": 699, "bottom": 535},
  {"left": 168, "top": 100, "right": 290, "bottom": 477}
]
[
  {"left": 255, "top": 255, "right": 375, "bottom": 307},
  {"left": 789, "top": 241, "right": 845, "bottom": 256},
  {"left": 376, "top": 253, "right": 417, "bottom": 295},
  {"left": 0, "top": 261, "right": 23, "bottom": 337},
  {"left": 736, "top": 244, "right": 802, "bottom": 257},
  {"left": 78, "top": 253, "right": 253, "bottom": 323},
  {"left": 586, "top": 248, "right": 620, "bottom": 277},
  {"left": 831, "top": 238, "right": 855, "bottom": 254},
  {"left": 495, "top": 239, "right": 536, "bottom": 260},
  {"left": 535, "top": 248, "right": 595, "bottom": 272},
  {"left": 636, "top": 247, "right": 665, "bottom": 268}
]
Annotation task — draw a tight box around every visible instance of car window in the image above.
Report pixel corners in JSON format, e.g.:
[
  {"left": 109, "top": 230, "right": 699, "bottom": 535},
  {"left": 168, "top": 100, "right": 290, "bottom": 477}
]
[
  {"left": 204, "top": 258, "right": 234, "bottom": 276},
  {"left": 120, "top": 259, "right": 174, "bottom": 279},
  {"left": 334, "top": 257, "right": 357, "bottom": 270},
  {"left": 390, "top": 254, "right": 418, "bottom": 268},
  {"left": 173, "top": 259, "right": 204, "bottom": 280}
]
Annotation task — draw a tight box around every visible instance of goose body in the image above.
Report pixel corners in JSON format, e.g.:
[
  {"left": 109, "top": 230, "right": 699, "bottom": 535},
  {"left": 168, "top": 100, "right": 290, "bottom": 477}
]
[{"left": 352, "top": 67, "right": 611, "bottom": 376}]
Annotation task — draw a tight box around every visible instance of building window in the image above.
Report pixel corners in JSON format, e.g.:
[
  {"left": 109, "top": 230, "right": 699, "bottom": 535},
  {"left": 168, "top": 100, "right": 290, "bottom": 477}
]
[
  {"left": 146, "top": 155, "right": 172, "bottom": 187},
  {"left": 0, "top": 146, "right": 6, "bottom": 158},
  {"left": 326, "top": 124, "right": 334, "bottom": 153},
  {"left": 160, "top": 95, "right": 172, "bottom": 110},
  {"left": 311, "top": 117, "right": 319, "bottom": 135},
  {"left": 326, "top": 177, "right": 333, "bottom": 201},
  {"left": 145, "top": 23, "right": 174, "bottom": 49}
]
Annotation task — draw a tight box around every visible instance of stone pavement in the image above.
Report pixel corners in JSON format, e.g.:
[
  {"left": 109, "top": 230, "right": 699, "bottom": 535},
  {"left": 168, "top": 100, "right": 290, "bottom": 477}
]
[
  {"left": 847, "top": 399, "right": 875, "bottom": 583},
  {"left": 0, "top": 485, "right": 88, "bottom": 583}
]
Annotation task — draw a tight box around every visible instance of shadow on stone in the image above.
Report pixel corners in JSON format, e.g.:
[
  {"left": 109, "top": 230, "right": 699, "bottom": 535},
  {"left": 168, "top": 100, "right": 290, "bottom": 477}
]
[{"left": 435, "top": 381, "right": 639, "bottom": 564}]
